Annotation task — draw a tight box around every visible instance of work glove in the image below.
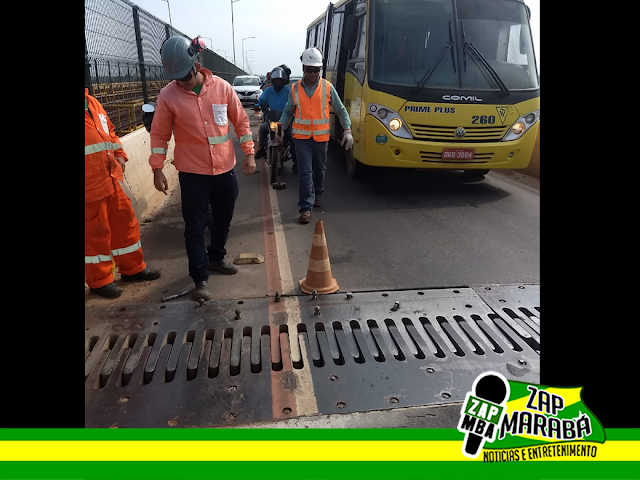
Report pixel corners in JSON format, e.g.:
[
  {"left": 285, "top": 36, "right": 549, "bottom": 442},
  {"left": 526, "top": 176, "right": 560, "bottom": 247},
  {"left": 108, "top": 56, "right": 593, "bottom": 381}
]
[{"left": 341, "top": 129, "right": 354, "bottom": 150}]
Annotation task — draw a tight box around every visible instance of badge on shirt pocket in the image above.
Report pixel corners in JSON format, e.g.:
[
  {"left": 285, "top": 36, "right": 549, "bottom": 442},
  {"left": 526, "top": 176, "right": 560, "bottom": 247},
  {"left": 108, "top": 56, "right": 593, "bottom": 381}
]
[
  {"left": 98, "top": 113, "right": 110, "bottom": 135},
  {"left": 212, "top": 104, "right": 228, "bottom": 126}
]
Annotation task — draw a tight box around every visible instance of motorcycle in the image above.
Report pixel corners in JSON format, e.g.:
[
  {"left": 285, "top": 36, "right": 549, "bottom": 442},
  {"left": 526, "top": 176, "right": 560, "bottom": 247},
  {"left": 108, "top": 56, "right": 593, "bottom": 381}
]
[{"left": 256, "top": 101, "right": 292, "bottom": 190}]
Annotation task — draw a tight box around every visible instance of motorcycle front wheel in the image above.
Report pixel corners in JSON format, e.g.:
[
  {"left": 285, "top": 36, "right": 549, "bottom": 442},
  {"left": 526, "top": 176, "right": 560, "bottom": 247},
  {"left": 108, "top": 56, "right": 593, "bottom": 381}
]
[{"left": 269, "top": 146, "right": 279, "bottom": 185}]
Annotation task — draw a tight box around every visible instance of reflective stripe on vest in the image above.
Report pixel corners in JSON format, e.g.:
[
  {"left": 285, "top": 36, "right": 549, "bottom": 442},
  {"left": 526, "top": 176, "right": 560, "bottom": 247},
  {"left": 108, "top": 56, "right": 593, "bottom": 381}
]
[
  {"left": 85, "top": 142, "right": 122, "bottom": 156},
  {"left": 291, "top": 79, "right": 331, "bottom": 141},
  {"left": 152, "top": 147, "right": 168, "bottom": 154},
  {"left": 239, "top": 134, "right": 253, "bottom": 143},
  {"left": 208, "top": 133, "right": 231, "bottom": 145}
]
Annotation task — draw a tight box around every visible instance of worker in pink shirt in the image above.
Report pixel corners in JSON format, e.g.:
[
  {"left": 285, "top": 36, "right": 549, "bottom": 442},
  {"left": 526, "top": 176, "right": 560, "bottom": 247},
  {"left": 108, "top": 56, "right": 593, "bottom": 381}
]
[{"left": 150, "top": 36, "right": 256, "bottom": 301}]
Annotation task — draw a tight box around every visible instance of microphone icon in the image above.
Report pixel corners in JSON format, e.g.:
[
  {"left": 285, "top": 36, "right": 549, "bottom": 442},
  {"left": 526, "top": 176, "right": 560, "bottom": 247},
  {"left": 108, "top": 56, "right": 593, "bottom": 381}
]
[{"left": 459, "top": 371, "right": 510, "bottom": 458}]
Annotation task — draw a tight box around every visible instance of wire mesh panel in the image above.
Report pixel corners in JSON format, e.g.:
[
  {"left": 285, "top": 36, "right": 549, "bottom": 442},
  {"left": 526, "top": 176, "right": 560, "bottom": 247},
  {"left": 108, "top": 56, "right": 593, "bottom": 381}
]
[
  {"left": 85, "top": 0, "right": 248, "bottom": 136},
  {"left": 85, "top": 0, "right": 138, "bottom": 62}
]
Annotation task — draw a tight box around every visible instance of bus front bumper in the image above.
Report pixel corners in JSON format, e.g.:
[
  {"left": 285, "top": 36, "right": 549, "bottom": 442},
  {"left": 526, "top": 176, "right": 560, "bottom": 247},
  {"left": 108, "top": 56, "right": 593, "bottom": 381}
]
[{"left": 360, "top": 117, "right": 538, "bottom": 170}]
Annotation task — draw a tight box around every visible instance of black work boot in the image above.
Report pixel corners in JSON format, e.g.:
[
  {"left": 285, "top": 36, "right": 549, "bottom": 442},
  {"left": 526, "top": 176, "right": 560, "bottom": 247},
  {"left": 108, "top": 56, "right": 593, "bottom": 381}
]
[
  {"left": 209, "top": 258, "right": 239, "bottom": 275},
  {"left": 120, "top": 267, "right": 161, "bottom": 282},
  {"left": 90, "top": 281, "right": 123, "bottom": 298},
  {"left": 192, "top": 281, "right": 212, "bottom": 301}
]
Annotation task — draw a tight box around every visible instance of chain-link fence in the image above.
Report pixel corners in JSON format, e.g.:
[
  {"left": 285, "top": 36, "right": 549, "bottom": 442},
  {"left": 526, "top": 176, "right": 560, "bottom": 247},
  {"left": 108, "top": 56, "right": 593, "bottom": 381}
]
[{"left": 85, "top": 0, "right": 247, "bottom": 136}]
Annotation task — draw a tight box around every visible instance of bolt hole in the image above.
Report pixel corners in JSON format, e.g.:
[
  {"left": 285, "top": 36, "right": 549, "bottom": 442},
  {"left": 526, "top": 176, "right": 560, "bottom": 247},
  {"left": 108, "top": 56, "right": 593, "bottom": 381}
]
[
  {"left": 518, "top": 360, "right": 527, "bottom": 366},
  {"left": 453, "top": 290, "right": 460, "bottom": 293},
  {"left": 168, "top": 419, "right": 178, "bottom": 426},
  {"left": 441, "top": 392, "right": 451, "bottom": 399},
  {"left": 225, "top": 413, "right": 237, "bottom": 420},
  {"left": 228, "top": 385, "right": 237, "bottom": 392},
  {"left": 519, "top": 286, "right": 525, "bottom": 289},
  {"left": 499, "top": 299, "right": 506, "bottom": 303},
  {"left": 337, "top": 402, "right": 346, "bottom": 409},
  {"left": 465, "top": 304, "right": 472, "bottom": 308},
  {"left": 485, "top": 287, "right": 492, "bottom": 290},
  {"left": 417, "top": 292, "right": 424, "bottom": 295},
  {"left": 159, "top": 305, "right": 166, "bottom": 309},
  {"left": 119, "top": 396, "right": 130, "bottom": 404},
  {"left": 119, "top": 307, "right": 126, "bottom": 312},
  {"left": 329, "top": 375, "right": 338, "bottom": 382},
  {"left": 86, "top": 328, "right": 89, "bottom": 331},
  {"left": 282, "top": 407, "right": 292, "bottom": 415},
  {"left": 237, "top": 301, "right": 244, "bottom": 304},
  {"left": 382, "top": 293, "right": 388, "bottom": 297},
  {"left": 153, "top": 322, "right": 159, "bottom": 326},
  {"left": 426, "top": 367, "right": 434, "bottom": 373},
  {"left": 389, "top": 397, "right": 399, "bottom": 404}
]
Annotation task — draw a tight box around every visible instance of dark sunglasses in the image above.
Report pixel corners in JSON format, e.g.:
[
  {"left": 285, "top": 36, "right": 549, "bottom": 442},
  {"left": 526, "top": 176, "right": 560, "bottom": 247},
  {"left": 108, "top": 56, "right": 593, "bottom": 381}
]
[{"left": 304, "top": 67, "right": 321, "bottom": 73}]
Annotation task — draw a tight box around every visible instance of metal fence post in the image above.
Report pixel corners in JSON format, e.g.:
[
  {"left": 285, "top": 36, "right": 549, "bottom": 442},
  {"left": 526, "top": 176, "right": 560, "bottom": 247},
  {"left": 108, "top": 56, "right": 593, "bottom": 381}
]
[
  {"left": 132, "top": 6, "right": 149, "bottom": 104},
  {"left": 85, "top": 36, "right": 93, "bottom": 95}
]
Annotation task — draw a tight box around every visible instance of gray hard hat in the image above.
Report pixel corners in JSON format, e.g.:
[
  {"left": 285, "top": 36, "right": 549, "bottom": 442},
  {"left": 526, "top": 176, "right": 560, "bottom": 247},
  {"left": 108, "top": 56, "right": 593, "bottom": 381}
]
[{"left": 160, "top": 36, "right": 199, "bottom": 80}]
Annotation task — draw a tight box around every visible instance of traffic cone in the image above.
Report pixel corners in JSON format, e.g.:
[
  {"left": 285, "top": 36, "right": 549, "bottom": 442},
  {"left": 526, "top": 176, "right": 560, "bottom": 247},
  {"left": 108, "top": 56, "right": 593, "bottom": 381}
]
[{"left": 299, "top": 220, "right": 339, "bottom": 294}]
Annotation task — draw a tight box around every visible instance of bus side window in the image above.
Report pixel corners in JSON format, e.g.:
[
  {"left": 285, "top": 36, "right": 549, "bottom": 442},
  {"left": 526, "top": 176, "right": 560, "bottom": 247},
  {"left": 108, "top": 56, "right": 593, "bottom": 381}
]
[
  {"left": 346, "top": 13, "right": 366, "bottom": 83},
  {"left": 327, "top": 12, "right": 343, "bottom": 69},
  {"left": 308, "top": 27, "right": 316, "bottom": 51}
]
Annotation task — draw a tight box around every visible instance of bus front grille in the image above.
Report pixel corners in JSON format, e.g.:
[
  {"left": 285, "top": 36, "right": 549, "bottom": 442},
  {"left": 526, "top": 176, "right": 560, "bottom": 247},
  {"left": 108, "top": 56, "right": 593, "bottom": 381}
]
[{"left": 409, "top": 124, "right": 509, "bottom": 143}]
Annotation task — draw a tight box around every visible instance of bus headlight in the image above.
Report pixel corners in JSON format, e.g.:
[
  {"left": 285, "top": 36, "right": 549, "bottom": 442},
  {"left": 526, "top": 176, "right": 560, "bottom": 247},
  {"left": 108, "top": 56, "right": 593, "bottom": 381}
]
[
  {"left": 368, "top": 103, "right": 413, "bottom": 139},
  {"left": 389, "top": 118, "right": 402, "bottom": 131},
  {"left": 512, "top": 122, "right": 525, "bottom": 135},
  {"left": 502, "top": 109, "right": 540, "bottom": 142}
]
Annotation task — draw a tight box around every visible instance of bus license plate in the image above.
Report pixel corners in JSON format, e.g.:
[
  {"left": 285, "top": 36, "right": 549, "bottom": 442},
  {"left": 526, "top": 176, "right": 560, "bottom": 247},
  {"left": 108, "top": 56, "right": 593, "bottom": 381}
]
[{"left": 442, "top": 149, "right": 474, "bottom": 160}]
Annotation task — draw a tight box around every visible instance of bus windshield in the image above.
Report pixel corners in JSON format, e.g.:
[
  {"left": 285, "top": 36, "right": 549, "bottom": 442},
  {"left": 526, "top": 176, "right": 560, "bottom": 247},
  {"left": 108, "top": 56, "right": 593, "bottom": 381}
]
[{"left": 370, "top": 0, "right": 538, "bottom": 90}]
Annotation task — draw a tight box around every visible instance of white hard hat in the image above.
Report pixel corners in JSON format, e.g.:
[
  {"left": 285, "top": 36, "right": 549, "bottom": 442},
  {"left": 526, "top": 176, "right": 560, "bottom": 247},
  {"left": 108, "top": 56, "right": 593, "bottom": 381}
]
[{"left": 300, "top": 47, "right": 323, "bottom": 67}]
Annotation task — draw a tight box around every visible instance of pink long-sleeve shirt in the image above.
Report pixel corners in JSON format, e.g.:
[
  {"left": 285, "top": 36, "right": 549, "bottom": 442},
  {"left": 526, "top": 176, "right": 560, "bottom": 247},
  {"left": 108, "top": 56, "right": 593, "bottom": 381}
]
[{"left": 149, "top": 68, "right": 254, "bottom": 175}]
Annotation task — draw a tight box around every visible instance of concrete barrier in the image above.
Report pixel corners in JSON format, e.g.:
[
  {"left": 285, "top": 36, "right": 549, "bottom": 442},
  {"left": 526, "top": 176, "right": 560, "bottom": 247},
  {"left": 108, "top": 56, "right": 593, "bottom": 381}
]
[{"left": 119, "top": 128, "right": 178, "bottom": 221}]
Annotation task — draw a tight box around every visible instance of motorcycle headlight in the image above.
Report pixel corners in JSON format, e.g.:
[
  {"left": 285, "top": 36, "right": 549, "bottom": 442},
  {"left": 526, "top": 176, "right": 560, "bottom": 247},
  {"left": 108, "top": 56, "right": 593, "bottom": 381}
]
[
  {"left": 368, "top": 103, "right": 412, "bottom": 139},
  {"left": 502, "top": 109, "right": 540, "bottom": 142}
]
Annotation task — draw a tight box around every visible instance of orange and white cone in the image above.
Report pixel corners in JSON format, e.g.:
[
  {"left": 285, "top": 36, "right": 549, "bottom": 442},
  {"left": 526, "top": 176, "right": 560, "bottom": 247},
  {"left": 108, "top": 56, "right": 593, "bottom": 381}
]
[{"left": 299, "top": 220, "right": 339, "bottom": 294}]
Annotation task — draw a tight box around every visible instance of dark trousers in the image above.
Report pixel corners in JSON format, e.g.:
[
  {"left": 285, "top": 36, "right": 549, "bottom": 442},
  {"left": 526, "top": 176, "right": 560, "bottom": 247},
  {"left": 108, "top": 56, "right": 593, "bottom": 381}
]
[
  {"left": 179, "top": 170, "right": 239, "bottom": 283},
  {"left": 293, "top": 138, "right": 328, "bottom": 213}
]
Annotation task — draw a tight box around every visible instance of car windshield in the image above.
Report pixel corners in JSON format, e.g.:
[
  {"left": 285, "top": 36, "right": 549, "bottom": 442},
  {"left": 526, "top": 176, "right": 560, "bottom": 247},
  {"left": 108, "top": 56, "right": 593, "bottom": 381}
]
[
  {"left": 370, "top": 0, "right": 538, "bottom": 90},
  {"left": 234, "top": 77, "right": 260, "bottom": 86}
]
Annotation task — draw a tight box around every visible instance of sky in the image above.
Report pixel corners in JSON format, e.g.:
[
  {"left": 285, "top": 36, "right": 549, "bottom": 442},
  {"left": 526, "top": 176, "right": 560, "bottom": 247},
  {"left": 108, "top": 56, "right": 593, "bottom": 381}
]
[{"left": 130, "top": 0, "right": 540, "bottom": 77}]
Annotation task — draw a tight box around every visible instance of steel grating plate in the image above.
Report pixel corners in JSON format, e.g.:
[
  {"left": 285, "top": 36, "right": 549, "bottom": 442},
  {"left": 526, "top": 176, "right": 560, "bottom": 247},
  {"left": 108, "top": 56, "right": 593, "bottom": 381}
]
[
  {"left": 472, "top": 284, "right": 540, "bottom": 352},
  {"left": 85, "top": 286, "right": 540, "bottom": 427}
]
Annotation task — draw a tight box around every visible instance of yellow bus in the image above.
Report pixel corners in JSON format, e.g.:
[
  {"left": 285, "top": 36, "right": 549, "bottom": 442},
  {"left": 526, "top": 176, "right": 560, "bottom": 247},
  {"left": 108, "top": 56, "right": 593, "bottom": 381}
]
[{"left": 306, "top": 0, "right": 539, "bottom": 178}]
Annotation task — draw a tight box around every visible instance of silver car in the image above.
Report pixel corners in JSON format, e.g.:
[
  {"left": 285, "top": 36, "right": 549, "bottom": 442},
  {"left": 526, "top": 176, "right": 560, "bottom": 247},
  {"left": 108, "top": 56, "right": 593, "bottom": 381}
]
[{"left": 232, "top": 75, "right": 262, "bottom": 105}]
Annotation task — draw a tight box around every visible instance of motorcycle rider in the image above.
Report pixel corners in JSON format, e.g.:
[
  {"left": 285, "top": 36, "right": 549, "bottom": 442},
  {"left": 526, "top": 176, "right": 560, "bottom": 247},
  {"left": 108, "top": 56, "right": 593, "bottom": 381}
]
[
  {"left": 262, "top": 64, "right": 291, "bottom": 90},
  {"left": 253, "top": 66, "right": 297, "bottom": 171}
]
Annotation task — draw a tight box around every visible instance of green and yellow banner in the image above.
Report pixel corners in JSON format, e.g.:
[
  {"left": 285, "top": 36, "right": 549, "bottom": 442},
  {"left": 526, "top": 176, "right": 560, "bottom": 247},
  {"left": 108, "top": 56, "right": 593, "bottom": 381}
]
[{"left": 3, "top": 376, "right": 638, "bottom": 479}]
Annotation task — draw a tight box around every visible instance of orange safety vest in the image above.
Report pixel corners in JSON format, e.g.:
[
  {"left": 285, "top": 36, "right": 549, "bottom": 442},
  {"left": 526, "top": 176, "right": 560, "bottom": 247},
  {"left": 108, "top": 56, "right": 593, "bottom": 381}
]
[
  {"left": 291, "top": 79, "right": 331, "bottom": 142},
  {"left": 85, "top": 88, "right": 127, "bottom": 203}
]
